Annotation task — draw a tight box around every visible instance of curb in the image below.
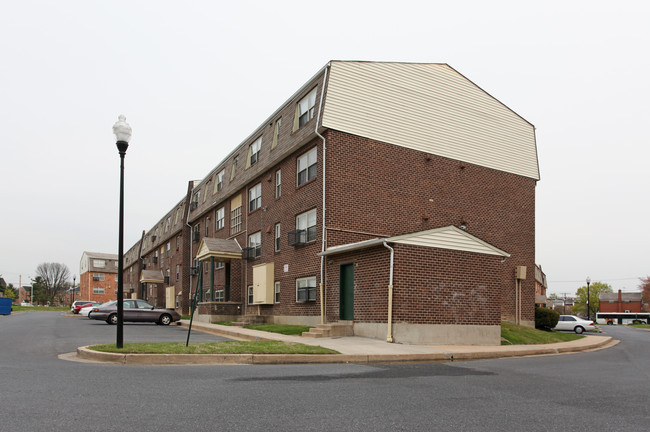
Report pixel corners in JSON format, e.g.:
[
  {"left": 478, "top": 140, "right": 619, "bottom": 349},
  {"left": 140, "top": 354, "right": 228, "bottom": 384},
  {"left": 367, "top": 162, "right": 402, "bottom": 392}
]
[{"left": 75, "top": 336, "right": 614, "bottom": 365}]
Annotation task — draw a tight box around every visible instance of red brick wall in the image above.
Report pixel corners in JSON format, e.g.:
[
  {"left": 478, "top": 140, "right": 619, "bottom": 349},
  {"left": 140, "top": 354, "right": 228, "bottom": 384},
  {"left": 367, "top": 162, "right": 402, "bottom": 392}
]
[
  {"left": 325, "top": 130, "right": 536, "bottom": 323},
  {"left": 78, "top": 271, "right": 117, "bottom": 304},
  {"left": 325, "top": 244, "right": 502, "bottom": 325}
]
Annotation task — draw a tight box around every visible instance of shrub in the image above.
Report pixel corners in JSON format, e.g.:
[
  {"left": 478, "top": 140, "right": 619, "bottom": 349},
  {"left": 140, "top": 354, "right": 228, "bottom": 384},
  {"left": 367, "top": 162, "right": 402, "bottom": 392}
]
[{"left": 535, "top": 307, "right": 560, "bottom": 330}]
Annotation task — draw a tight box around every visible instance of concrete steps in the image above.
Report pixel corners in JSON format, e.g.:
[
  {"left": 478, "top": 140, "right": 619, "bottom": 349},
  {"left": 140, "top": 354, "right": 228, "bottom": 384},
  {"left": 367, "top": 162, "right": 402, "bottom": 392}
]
[{"left": 302, "top": 322, "right": 354, "bottom": 338}]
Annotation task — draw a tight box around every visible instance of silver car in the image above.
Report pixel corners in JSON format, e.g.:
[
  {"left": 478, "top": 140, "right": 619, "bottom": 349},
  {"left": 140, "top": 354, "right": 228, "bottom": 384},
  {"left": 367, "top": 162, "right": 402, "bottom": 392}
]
[{"left": 89, "top": 299, "right": 181, "bottom": 326}]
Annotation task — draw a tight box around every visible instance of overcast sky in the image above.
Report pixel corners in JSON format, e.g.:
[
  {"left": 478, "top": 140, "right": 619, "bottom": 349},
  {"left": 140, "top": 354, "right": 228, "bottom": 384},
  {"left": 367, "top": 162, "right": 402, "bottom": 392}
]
[{"left": 1, "top": 1, "right": 648, "bottom": 296}]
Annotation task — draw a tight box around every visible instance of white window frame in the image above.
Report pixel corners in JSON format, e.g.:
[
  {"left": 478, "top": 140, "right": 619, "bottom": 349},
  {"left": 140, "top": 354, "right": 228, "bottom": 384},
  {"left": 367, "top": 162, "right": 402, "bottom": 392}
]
[
  {"left": 274, "top": 223, "right": 281, "bottom": 252},
  {"left": 296, "top": 209, "right": 317, "bottom": 243},
  {"left": 215, "top": 207, "right": 225, "bottom": 230},
  {"left": 216, "top": 169, "right": 224, "bottom": 192},
  {"left": 249, "top": 137, "right": 262, "bottom": 166},
  {"left": 93, "top": 287, "right": 105, "bottom": 295},
  {"left": 248, "top": 231, "right": 261, "bottom": 258},
  {"left": 297, "top": 147, "right": 317, "bottom": 186},
  {"left": 93, "top": 260, "right": 106, "bottom": 268},
  {"left": 93, "top": 273, "right": 105, "bottom": 281},
  {"left": 249, "top": 183, "right": 262, "bottom": 212},
  {"left": 248, "top": 285, "right": 254, "bottom": 305},
  {"left": 296, "top": 88, "right": 317, "bottom": 129},
  {"left": 274, "top": 281, "right": 281, "bottom": 303},
  {"left": 296, "top": 276, "right": 317, "bottom": 302},
  {"left": 275, "top": 169, "right": 281, "bottom": 198},
  {"left": 230, "top": 206, "right": 242, "bottom": 235}
]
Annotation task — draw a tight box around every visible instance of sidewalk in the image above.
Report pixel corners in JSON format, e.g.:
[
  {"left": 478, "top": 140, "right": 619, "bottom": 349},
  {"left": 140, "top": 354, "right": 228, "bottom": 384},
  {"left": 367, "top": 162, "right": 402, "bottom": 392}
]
[{"left": 73, "top": 320, "right": 616, "bottom": 365}]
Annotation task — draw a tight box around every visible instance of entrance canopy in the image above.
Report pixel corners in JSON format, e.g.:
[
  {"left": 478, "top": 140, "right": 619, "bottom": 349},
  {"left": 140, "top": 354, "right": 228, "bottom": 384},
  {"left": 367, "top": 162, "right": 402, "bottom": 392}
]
[
  {"left": 140, "top": 269, "right": 164, "bottom": 283},
  {"left": 195, "top": 238, "right": 242, "bottom": 262},
  {"left": 318, "top": 225, "right": 510, "bottom": 257}
]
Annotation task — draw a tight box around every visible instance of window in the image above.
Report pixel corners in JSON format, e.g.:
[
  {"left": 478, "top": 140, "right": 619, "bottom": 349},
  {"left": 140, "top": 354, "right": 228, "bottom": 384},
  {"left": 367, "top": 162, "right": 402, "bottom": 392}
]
[
  {"left": 166, "top": 242, "right": 170, "bottom": 257},
  {"left": 166, "top": 216, "right": 171, "bottom": 232},
  {"left": 297, "top": 147, "right": 317, "bottom": 186},
  {"left": 275, "top": 170, "right": 281, "bottom": 198},
  {"left": 176, "top": 235, "right": 180, "bottom": 249},
  {"left": 230, "top": 206, "right": 242, "bottom": 235},
  {"left": 175, "top": 208, "right": 181, "bottom": 224},
  {"left": 248, "top": 232, "right": 261, "bottom": 258},
  {"left": 249, "top": 183, "right": 261, "bottom": 212},
  {"left": 93, "top": 273, "right": 105, "bottom": 281},
  {"left": 248, "top": 286, "right": 254, "bottom": 305},
  {"left": 294, "top": 88, "right": 317, "bottom": 130},
  {"left": 274, "top": 281, "right": 281, "bottom": 303},
  {"left": 296, "top": 209, "right": 317, "bottom": 243},
  {"left": 247, "top": 137, "right": 262, "bottom": 168},
  {"left": 274, "top": 223, "right": 281, "bottom": 252},
  {"left": 214, "top": 169, "right": 224, "bottom": 193},
  {"left": 296, "top": 276, "right": 317, "bottom": 302},
  {"left": 93, "top": 287, "right": 105, "bottom": 295},
  {"left": 272, "top": 118, "right": 282, "bottom": 149},
  {"left": 205, "top": 217, "right": 210, "bottom": 236},
  {"left": 93, "top": 260, "right": 105, "bottom": 268},
  {"left": 115, "top": 274, "right": 118, "bottom": 282},
  {"left": 176, "top": 264, "right": 180, "bottom": 281},
  {"left": 230, "top": 156, "right": 239, "bottom": 181},
  {"left": 216, "top": 207, "right": 225, "bottom": 230}
]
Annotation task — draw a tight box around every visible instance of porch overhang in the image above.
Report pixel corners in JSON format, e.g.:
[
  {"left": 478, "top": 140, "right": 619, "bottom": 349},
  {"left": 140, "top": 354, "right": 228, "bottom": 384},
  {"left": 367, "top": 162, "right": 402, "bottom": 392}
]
[
  {"left": 140, "top": 270, "right": 164, "bottom": 283},
  {"left": 195, "top": 238, "right": 242, "bottom": 262},
  {"left": 318, "top": 225, "right": 510, "bottom": 257}
]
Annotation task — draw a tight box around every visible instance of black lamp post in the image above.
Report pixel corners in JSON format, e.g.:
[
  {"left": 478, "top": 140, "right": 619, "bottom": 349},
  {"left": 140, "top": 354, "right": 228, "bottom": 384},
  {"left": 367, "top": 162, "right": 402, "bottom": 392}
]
[
  {"left": 586, "top": 276, "right": 591, "bottom": 321},
  {"left": 113, "top": 115, "right": 132, "bottom": 349}
]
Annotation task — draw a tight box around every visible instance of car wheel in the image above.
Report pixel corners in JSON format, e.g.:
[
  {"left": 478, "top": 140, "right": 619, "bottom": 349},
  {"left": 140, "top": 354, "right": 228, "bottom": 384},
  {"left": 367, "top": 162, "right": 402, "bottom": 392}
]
[
  {"left": 159, "top": 314, "right": 172, "bottom": 326},
  {"left": 574, "top": 326, "right": 584, "bottom": 334},
  {"left": 107, "top": 313, "right": 118, "bottom": 325}
]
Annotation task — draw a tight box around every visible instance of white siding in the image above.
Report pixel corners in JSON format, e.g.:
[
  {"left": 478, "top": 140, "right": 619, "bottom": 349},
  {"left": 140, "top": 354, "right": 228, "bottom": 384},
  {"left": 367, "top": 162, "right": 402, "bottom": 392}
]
[
  {"left": 322, "top": 62, "right": 539, "bottom": 180},
  {"left": 391, "top": 226, "right": 509, "bottom": 257}
]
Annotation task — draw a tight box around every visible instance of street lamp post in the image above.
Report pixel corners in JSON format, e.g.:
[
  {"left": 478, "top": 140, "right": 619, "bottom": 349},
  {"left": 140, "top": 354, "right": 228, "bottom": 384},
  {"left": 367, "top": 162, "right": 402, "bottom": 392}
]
[
  {"left": 586, "top": 276, "right": 591, "bottom": 321},
  {"left": 113, "top": 115, "right": 132, "bottom": 349}
]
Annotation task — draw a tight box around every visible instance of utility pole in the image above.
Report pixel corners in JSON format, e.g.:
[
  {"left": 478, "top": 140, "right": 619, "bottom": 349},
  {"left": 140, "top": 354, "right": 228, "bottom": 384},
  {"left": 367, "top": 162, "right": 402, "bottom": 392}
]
[{"left": 560, "top": 293, "right": 570, "bottom": 315}]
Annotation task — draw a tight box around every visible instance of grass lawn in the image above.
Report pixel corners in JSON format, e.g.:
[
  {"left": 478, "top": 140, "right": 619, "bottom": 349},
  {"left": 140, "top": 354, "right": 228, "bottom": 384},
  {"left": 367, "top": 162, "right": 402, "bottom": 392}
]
[
  {"left": 501, "top": 322, "right": 584, "bottom": 345},
  {"left": 89, "top": 341, "right": 339, "bottom": 355},
  {"left": 210, "top": 321, "right": 313, "bottom": 336},
  {"left": 11, "top": 305, "right": 69, "bottom": 312},
  {"left": 629, "top": 323, "right": 650, "bottom": 329}
]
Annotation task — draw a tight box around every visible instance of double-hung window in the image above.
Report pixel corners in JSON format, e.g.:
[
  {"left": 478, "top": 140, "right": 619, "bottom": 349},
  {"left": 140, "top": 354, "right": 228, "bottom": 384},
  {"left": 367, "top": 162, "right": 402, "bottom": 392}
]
[
  {"left": 249, "top": 183, "right": 261, "bottom": 212},
  {"left": 247, "top": 137, "right": 262, "bottom": 167},
  {"left": 275, "top": 170, "right": 282, "bottom": 198},
  {"left": 215, "top": 207, "right": 225, "bottom": 230},
  {"left": 296, "top": 276, "right": 317, "bottom": 302},
  {"left": 248, "top": 231, "right": 261, "bottom": 258},
  {"left": 294, "top": 88, "right": 317, "bottom": 130},
  {"left": 274, "top": 223, "right": 281, "bottom": 252},
  {"left": 296, "top": 209, "right": 317, "bottom": 243},
  {"left": 214, "top": 169, "right": 224, "bottom": 193},
  {"left": 297, "top": 147, "right": 317, "bottom": 186}
]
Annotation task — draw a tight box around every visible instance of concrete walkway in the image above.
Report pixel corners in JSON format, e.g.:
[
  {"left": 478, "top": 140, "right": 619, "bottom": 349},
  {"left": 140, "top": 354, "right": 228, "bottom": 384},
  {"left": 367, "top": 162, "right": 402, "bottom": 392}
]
[{"left": 73, "top": 320, "right": 616, "bottom": 365}]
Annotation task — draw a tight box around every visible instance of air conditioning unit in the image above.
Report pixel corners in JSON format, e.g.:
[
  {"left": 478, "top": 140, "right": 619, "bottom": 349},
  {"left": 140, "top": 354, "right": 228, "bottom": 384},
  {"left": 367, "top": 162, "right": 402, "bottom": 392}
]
[
  {"left": 93, "top": 276, "right": 100, "bottom": 281},
  {"left": 288, "top": 230, "right": 306, "bottom": 246},
  {"left": 153, "top": 256, "right": 158, "bottom": 264},
  {"left": 241, "top": 247, "right": 254, "bottom": 260},
  {"left": 190, "top": 267, "right": 199, "bottom": 276},
  {"left": 190, "top": 202, "right": 198, "bottom": 211}
]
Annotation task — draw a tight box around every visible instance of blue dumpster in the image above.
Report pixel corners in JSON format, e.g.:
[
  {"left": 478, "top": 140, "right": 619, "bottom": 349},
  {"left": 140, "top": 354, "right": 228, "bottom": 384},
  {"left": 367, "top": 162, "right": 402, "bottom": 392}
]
[{"left": 0, "top": 297, "right": 12, "bottom": 315}]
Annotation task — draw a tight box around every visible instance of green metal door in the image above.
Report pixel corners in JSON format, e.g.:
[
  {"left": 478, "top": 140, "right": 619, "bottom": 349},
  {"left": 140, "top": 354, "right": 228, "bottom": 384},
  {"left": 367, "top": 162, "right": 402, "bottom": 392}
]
[{"left": 339, "top": 263, "right": 354, "bottom": 320}]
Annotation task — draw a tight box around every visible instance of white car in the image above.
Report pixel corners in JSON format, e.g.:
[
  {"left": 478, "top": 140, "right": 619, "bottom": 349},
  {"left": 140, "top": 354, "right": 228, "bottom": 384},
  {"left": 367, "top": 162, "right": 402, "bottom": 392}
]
[
  {"left": 554, "top": 315, "right": 597, "bottom": 334},
  {"left": 79, "top": 303, "right": 101, "bottom": 317},
  {"left": 20, "top": 301, "right": 33, "bottom": 307}
]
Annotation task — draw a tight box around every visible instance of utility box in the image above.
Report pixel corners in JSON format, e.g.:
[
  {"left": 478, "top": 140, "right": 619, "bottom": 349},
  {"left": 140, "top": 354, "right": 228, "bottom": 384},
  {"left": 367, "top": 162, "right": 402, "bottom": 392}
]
[
  {"left": 515, "top": 266, "right": 527, "bottom": 280},
  {"left": 0, "top": 297, "right": 12, "bottom": 315}
]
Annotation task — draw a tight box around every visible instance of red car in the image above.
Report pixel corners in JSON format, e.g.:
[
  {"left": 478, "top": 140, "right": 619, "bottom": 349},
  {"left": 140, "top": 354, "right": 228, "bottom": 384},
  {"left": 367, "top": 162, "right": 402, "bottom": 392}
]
[{"left": 71, "top": 300, "right": 95, "bottom": 314}]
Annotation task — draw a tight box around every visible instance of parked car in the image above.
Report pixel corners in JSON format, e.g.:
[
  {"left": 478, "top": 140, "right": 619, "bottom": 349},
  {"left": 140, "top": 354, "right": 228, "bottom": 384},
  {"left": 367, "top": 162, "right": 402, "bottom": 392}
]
[
  {"left": 89, "top": 299, "right": 181, "bottom": 325},
  {"left": 554, "top": 315, "right": 597, "bottom": 334},
  {"left": 20, "top": 301, "right": 33, "bottom": 307},
  {"left": 79, "top": 303, "right": 102, "bottom": 317},
  {"left": 71, "top": 300, "right": 95, "bottom": 314}
]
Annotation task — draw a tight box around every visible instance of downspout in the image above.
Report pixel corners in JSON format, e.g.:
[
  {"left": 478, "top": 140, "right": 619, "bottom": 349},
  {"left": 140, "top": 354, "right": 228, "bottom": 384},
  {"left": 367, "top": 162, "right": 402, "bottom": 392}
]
[
  {"left": 383, "top": 242, "right": 395, "bottom": 343},
  {"left": 316, "top": 64, "right": 330, "bottom": 325},
  {"left": 185, "top": 191, "right": 194, "bottom": 317}
]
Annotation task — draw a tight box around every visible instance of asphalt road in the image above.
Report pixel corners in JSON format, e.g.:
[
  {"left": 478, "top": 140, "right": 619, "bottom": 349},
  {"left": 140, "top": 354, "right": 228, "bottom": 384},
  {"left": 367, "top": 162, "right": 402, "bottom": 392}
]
[{"left": 1, "top": 312, "right": 648, "bottom": 432}]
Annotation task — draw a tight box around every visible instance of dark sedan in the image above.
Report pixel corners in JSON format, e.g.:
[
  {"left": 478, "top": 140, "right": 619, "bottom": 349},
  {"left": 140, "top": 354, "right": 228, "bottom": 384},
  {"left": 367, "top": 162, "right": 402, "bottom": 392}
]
[{"left": 89, "top": 299, "right": 181, "bottom": 326}]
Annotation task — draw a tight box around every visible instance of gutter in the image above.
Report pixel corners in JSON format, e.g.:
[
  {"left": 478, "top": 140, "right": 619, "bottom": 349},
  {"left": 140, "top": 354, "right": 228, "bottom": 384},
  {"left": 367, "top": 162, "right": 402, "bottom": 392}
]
[
  {"left": 316, "top": 63, "right": 330, "bottom": 325},
  {"left": 383, "top": 242, "right": 395, "bottom": 343}
]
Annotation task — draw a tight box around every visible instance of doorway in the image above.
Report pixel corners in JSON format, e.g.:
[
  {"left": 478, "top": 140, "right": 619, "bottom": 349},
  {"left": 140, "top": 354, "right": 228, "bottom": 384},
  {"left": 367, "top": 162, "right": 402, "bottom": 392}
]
[{"left": 339, "top": 263, "right": 354, "bottom": 320}]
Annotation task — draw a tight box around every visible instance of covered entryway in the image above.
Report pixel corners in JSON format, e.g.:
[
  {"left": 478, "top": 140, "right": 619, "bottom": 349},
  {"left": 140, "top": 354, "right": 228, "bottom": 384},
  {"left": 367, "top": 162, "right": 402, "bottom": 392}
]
[{"left": 140, "top": 270, "right": 164, "bottom": 304}]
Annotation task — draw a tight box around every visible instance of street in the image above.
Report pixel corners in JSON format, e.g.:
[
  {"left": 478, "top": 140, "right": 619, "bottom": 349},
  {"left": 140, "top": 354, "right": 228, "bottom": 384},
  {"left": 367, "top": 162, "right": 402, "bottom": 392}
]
[{"left": 1, "top": 312, "right": 649, "bottom": 431}]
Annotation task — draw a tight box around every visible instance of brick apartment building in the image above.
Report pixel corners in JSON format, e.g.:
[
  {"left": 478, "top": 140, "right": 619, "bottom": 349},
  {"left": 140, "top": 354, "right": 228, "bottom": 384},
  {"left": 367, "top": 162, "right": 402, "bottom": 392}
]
[
  {"left": 599, "top": 290, "right": 643, "bottom": 313},
  {"left": 122, "top": 61, "right": 539, "bottom": 345},
  {"left": 79, "top": 251, "right": 118, "bottom": 303}
]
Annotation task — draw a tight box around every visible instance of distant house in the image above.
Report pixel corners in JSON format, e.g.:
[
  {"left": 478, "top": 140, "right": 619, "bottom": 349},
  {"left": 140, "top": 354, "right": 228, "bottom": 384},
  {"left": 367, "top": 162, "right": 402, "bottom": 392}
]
[
  {"left": 599, "top": 290, "right": 642, "bottom": 313},
  {"left": 79, "top": 252, "right": 118, "bottom": 303},
  {"left": 535, "top": 265, "right": 547, "bottom": 308}
]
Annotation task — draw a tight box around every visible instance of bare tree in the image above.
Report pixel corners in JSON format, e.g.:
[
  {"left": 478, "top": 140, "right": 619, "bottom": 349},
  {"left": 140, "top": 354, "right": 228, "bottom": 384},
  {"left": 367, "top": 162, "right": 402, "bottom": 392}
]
[{"left": 35, "top": 263, "right": 71, "bottom": 304}]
